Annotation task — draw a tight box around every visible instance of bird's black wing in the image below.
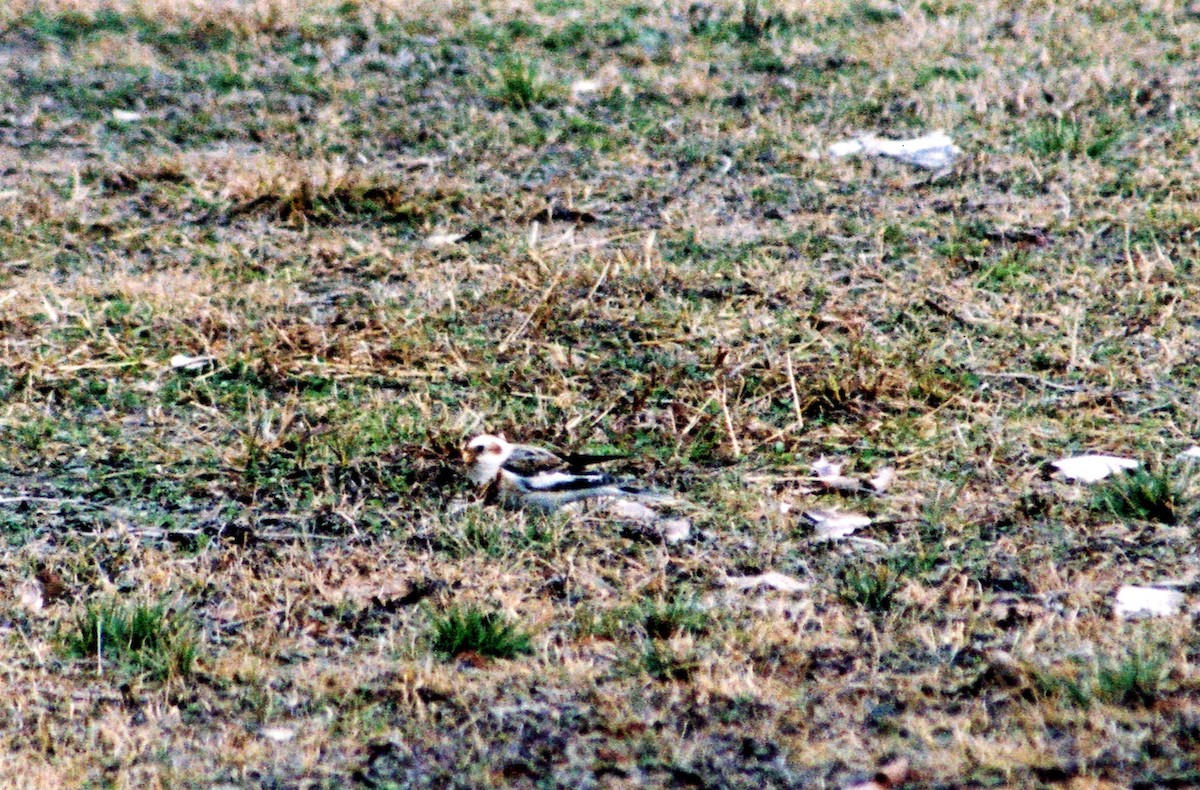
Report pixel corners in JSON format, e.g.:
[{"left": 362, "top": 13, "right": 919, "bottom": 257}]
[
  {"left": 502, "top": 445, "right": 567, "bottom": 477},
  {"left": 504, "top": 444, "right": 629, "bottom": 476},
  {"left": 559, "top": 452, "right": 629, "bottom": 472}
]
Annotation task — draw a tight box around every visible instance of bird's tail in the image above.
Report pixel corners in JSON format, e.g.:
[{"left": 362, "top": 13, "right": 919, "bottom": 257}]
[{"left": 562, "top": 452, "right": 630, "bottom": 470}]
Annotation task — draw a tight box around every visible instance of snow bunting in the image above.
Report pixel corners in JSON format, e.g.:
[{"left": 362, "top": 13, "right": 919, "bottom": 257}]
[{"left": 462, "top": 433, "right": 653, "bottom": 511}]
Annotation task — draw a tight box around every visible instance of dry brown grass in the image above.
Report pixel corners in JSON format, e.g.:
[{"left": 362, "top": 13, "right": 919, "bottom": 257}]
[{"left": 2, "top": 0, "right": 1200, "bottom": 786}]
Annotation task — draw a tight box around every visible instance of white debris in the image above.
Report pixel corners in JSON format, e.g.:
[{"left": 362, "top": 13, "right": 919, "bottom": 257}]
[
  {"left": 445, "top": 497, "right": 477, "bottom": 517},
  {"left": 1050, "top": 454, "right": 1139, "bottom": 484},
  {"left": 868, "top": 467, "right": 897, "bottom": 493},
  {"left": 723, "top": 571, "right": 808, "bottom": 594},
  {"left": 423, "top": 232, "right": 468, "bottom": 249},
  {"left": 1114, "top": 585, "right": 1184, "bottom": 619},
  {"left": 169, "top": 353, "right": 216, "bottom": 371},
  {"left": 111, "top": 109, "right": 143, "bottom": 123},
  {"left": 812, "top": 456, "right": 844, "bottom": 478},
  {"left": 803, "top": 509, "right": 872, "bottom": 541},
  {"left": 17, "top": 579, "right": 43, "bottom": 612},
  {"left": 812, "top": 456, "right": 864, "bottom": 490},
  {"left": 827, "top": 139, "right": 865, "bottom": 158},
  {"left": 1177, "top": 446, "right": 1200, "bottom": 460},
  {"left": 260, "top": 726, "right": 296, "bottom": 743},
  {"left": 829, "top": 130, "right": 960, "bottom": 170},
  {"left": 605, "top": 499, "right": 660, "bottom": 522},
  {"left": 601, "top": 498, "right": 691, "bottom": 544},
  {"left": 660, "top": 517, "right": 691, "bottom": 544},
  {"left": 570, "top": 78, "right": 603, "bottom": 100},
  {"left": 815, "top": 474, "right": 865, "bottom": 492}
]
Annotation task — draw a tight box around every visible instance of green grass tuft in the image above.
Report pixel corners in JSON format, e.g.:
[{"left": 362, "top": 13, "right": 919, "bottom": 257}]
[
  {"left": 1097, "top": 648, "right": 1169, "bottom": 708},
  {"left": 641, "top": 643, "right": 699, "bottom": 682},
  {"left": 430, "top": 606, "right": 533, "bottom": 660},
  {"left": 1035, "top": 647, "right": 1171, "bottom": 710},
  {"left": 63, "top": 600, "right": 197, "bottom": 681},
  {"left": 838, "top": 559, "right": 904, "bottom": 612},
  {"left": 574, "top": 593, "right": 711, "bottom": 640},
  {"left": 493, "top": 55, "right": 548, "bottom": 109},
  {"left": 639, "top": 595, "right": 711, "bottom": 639},
  {"left": 1091, "top": 468, "right": 1179, "bottom": 525},
  {"left": 1025, "top": 115, "right": 1124, "bottom": 160}
]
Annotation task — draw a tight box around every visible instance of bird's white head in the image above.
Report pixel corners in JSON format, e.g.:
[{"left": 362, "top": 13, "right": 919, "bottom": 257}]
[{"left": 462, "top": 433, "right": 512, "bottom": 484}]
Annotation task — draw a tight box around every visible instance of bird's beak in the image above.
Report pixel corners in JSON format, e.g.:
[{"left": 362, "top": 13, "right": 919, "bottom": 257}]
[{"left": 461, "top": 447, "right": 476, "bottom": 465}]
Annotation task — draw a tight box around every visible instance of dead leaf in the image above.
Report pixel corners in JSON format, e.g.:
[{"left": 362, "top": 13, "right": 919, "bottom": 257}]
[
  {"left": 456, "top": 651, "right": 491, "bottom": 668},
  {"left": 812, "top": 456, "right": 844, "bottom": 477},
  {"left": 36, "top": 568, "right": 67, "bottom": 603},
  {"left": 423, "top": 232, "right": 466, "bottom": 248},
  {"left": 723, "top": 571, "right": 808, "bottom": 594},
  {"left": 816, "top": 475, "right": 866, "bottom": 492},
  {"left": 804, "top": 509, "right": 871, "bottom": 541},
  {"left": 381, "top": 578, "right": 446, "bottom": 609},
  {"left": 169, "top": 353, "right": 217, "bottom": 372},
  {"left": 811, "top": 456, "right": 880, "bottom": 492},
  {"left": 660, "top": 518, "right": 691, "bottom": 544},
  {"left": 869, "top": 467, "right": 896, "bottom": 493},
  {"left": 605, "top": 499, "right": 660, "bottom": 522},
  {"left": 423, "top": 228, "right": 482, "bottom": 249}
]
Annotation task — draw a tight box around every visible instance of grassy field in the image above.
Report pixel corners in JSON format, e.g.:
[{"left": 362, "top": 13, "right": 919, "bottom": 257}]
[{"left": 2, "top": 0, "right": 1200, "bottom": 786}]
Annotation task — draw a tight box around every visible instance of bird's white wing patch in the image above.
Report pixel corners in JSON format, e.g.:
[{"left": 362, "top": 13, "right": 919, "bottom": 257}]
[{"left": 519, "top": 470, "right": 613, "bottom": 491}]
